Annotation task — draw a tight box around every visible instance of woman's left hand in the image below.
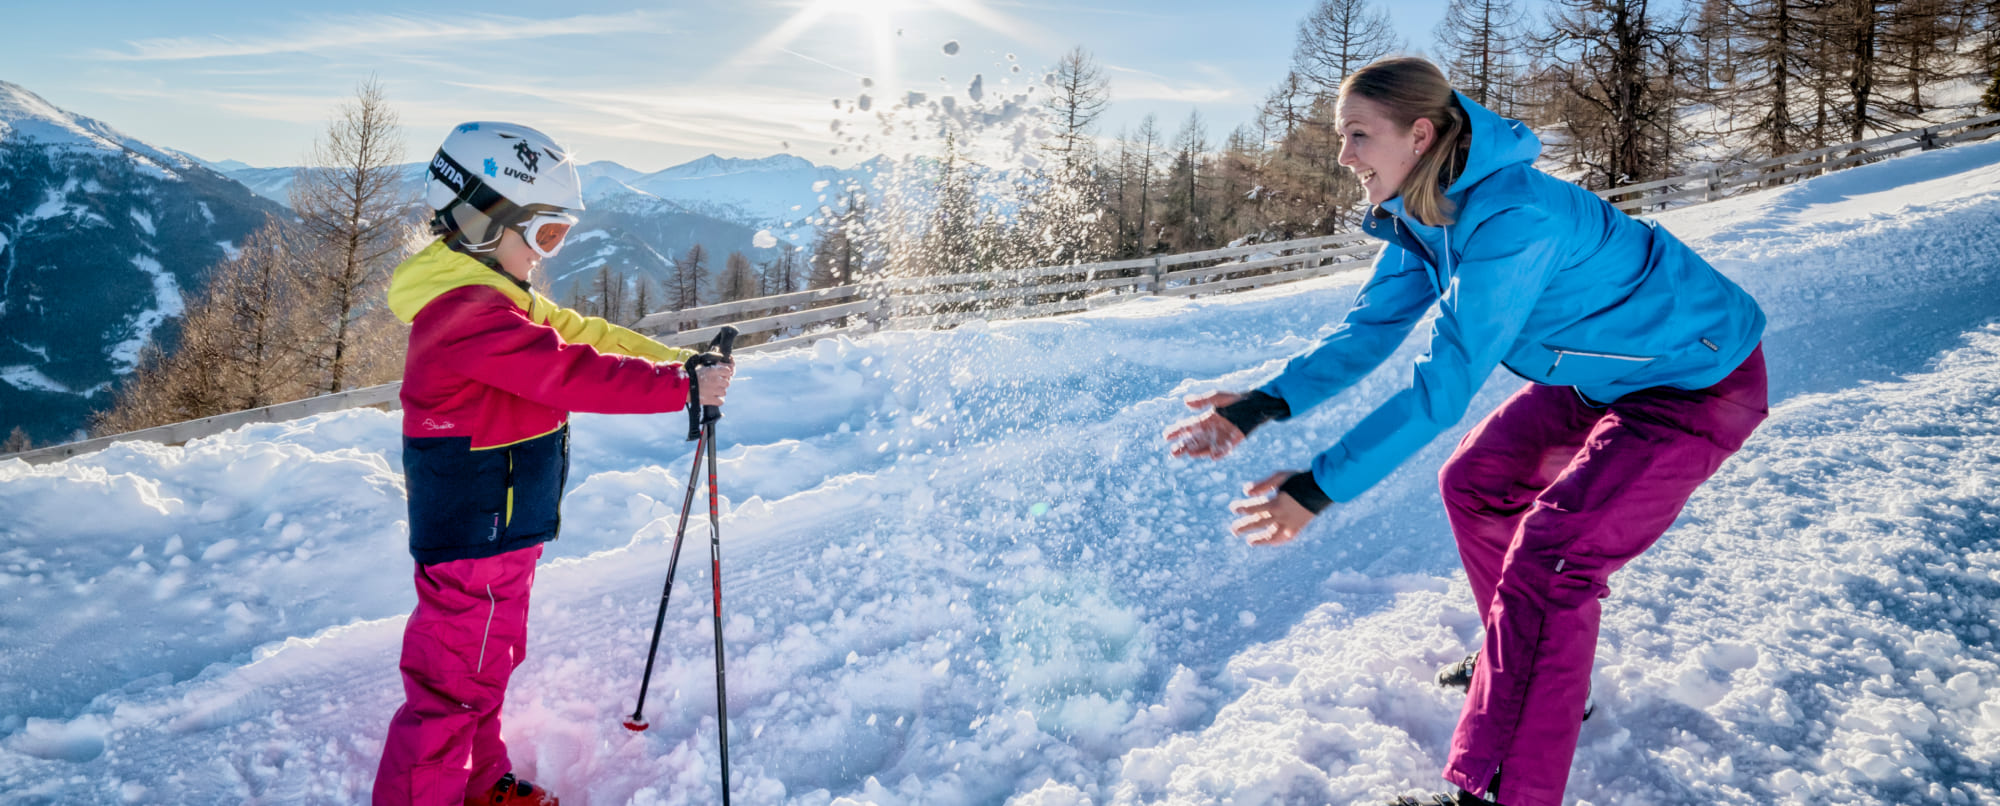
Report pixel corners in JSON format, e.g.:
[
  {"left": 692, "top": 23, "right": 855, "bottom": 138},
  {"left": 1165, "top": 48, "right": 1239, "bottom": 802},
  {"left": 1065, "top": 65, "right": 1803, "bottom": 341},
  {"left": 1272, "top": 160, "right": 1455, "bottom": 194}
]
[{"left": 1229, "top": 471, "right": 1316, "bottom": 545}]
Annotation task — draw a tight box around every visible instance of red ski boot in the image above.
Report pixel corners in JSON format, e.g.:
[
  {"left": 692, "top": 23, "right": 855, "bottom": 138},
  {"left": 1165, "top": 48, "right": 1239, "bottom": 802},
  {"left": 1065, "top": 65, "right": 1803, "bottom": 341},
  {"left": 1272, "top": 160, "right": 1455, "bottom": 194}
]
[{"left": 467, "top": 773, "right": 558, "bottom": 806}]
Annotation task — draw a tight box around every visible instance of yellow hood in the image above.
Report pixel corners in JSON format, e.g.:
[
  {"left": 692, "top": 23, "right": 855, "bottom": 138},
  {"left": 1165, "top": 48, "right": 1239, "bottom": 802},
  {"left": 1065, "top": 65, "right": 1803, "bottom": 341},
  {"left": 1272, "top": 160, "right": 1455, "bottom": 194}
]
[{"left": 388, "top": 239, "right": 540, "bottom": 324}]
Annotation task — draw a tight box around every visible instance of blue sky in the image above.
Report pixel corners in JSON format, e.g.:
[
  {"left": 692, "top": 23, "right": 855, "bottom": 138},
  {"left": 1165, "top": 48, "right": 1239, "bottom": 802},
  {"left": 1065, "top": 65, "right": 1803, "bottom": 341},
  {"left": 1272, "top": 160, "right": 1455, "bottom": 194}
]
[{"left": 3, "top": 0, "right": 1463, "bottom": 172}]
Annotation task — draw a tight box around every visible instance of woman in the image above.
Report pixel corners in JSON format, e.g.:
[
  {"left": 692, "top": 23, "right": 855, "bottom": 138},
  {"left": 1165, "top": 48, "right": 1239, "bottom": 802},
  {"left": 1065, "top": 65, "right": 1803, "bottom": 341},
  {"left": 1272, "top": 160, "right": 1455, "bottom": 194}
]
[{"left": 1164, "top": 57, "right": 1767, "bottom": 806}]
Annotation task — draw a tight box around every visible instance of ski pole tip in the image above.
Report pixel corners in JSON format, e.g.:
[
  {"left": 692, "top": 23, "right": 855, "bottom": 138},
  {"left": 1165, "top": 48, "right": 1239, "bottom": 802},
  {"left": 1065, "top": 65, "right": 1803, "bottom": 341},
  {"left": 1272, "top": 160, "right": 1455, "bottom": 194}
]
[{"left": 622, "top": 716, "right": 650, "bottom": 732}]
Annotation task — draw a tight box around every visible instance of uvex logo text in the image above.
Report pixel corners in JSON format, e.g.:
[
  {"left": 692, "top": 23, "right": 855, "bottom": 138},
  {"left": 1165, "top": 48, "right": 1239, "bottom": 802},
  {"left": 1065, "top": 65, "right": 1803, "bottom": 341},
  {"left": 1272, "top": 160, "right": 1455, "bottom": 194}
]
[{"left": 504, "top": 166, "right": 537, "bottom": 185}]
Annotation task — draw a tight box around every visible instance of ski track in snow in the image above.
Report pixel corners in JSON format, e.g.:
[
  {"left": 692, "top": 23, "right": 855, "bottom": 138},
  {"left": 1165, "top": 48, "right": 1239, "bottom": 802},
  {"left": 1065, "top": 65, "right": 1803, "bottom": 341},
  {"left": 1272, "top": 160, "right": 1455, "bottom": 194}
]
[{"left": 1, "top": 141, "right": 1998, "bottom": 804}]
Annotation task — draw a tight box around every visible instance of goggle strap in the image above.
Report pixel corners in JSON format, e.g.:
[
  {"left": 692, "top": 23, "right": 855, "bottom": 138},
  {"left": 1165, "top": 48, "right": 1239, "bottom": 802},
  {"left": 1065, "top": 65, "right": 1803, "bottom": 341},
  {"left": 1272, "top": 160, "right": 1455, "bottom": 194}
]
[{"left": 429, "top": 149, "right": 518, "bottom": 221}]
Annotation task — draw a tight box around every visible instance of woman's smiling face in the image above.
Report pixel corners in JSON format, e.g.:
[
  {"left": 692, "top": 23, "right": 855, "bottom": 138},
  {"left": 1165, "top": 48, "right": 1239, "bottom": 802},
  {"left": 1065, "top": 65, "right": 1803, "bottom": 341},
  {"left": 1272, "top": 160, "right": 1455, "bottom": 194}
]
[{"left": 1336, "top": 95, "right": 1434, "bottom": 206}]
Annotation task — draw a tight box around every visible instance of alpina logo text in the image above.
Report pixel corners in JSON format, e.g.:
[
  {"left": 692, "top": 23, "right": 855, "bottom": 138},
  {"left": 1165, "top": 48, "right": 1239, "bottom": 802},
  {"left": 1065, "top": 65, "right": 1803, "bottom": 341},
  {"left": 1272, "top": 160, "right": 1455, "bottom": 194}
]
[{"left": 431, "top": 155, "right": 464, "bottom": 189}]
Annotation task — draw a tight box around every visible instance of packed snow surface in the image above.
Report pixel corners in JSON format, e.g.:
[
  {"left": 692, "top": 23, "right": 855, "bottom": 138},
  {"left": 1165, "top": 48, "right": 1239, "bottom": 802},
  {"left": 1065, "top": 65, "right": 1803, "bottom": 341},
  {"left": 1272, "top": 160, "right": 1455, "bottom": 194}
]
[{"left": 3, "top": 141, "right": 1999, "bottom": 804}]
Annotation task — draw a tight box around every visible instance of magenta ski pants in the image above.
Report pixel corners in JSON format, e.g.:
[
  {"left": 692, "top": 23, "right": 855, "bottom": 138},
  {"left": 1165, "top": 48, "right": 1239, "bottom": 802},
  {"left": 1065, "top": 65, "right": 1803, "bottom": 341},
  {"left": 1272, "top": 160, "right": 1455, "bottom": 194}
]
[
  {"left": 1439, "top": 346, "right": 1767, "bottom": 805},
  {"left": 374, "top": 544, "right": 542, "bottom": 805}
]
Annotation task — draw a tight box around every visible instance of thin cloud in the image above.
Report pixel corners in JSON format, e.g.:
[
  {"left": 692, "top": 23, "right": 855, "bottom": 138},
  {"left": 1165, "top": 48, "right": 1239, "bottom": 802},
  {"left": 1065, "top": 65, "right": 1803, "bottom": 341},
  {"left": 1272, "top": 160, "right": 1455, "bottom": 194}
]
[
  {"left": 441, "top": 80, "right": 839, "bottom": 159},
  {"left": 92, "top": 11, "right": 670, "bottom": 62},
  {"left": 779, "top": 48, "right": 868, "bottom": 79},
  {"left": 1105, "top": 63, "right": 1169, "bottom": 80},
  {"left": 89, "top": 85, "right": 350, "bottom": 125},
  {"left": 987, "top": 1, "right": 1175, "bottom": 20},
  {"left": 1103, "top": 65, "right": 1243, "bottom": 104},
  {"left": 1117, "top": 83, "right": 1240, "bottom": 104}
]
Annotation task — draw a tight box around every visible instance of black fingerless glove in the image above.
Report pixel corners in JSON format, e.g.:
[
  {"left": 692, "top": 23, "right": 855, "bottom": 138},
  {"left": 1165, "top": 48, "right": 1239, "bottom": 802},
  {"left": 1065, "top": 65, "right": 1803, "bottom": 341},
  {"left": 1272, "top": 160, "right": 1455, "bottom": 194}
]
[
  {"left": 1279, "top": 471, "right": 1333, "bottom": 514},
  {"left": 1214, "top": 391, "right": 1291, "bottom": 437},
  {"left": 686, "top": 350, "right": 733, "bottom": 370}
]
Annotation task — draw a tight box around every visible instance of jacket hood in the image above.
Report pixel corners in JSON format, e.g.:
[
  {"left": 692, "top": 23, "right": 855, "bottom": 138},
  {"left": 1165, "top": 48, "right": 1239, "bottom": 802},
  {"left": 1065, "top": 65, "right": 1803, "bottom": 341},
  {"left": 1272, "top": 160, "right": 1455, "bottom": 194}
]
[
  {"left": 388, "top": 239, "right": 538, "bottom": 324},
  {"left": 1444, "top": 90, "right": 1542, "bottom": 194}
]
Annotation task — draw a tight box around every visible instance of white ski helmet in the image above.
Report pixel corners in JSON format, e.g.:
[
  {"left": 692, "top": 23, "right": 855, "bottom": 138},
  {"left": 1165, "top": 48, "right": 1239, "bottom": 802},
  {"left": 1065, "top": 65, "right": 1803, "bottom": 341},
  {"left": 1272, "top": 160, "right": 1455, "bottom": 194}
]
[{"left": 426, "top": 121, "right": 584, "bottom": 257}]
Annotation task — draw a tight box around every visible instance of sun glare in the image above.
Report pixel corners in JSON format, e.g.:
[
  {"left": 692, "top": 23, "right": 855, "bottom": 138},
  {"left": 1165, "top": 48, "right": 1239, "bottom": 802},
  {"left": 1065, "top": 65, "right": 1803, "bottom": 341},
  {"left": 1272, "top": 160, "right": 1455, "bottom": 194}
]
[{"left": 736, "top": 0, "right": 1031, "bottom": 90}]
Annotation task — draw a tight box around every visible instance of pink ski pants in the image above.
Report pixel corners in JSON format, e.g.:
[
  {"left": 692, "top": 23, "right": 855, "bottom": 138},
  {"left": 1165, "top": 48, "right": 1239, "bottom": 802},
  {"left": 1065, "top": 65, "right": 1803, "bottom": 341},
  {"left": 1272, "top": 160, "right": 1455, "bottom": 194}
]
[
  {"left": 1440, "top": 346, "right": 1767, "bottom": 805},
  {"left": 374, "top": 544, "right": 542, "bottom": 805}
]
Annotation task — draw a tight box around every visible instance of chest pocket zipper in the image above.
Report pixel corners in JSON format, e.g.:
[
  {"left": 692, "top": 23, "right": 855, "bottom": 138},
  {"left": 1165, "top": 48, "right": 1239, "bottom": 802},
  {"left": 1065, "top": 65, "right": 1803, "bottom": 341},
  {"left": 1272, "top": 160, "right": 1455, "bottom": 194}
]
[{"left": 1547, "top": 348, "right": 1654, "bottom": 375}]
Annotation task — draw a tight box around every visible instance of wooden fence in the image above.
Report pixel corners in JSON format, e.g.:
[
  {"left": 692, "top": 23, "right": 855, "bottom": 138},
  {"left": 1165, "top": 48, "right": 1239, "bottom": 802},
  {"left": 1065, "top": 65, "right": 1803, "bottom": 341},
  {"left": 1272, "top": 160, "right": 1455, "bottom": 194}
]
[
  {"left": 8, "top": 110, "right": 1997, "bottom": 465},
  {"left": 1598, "top": 111, "right": 2000, "bottom": 212}
]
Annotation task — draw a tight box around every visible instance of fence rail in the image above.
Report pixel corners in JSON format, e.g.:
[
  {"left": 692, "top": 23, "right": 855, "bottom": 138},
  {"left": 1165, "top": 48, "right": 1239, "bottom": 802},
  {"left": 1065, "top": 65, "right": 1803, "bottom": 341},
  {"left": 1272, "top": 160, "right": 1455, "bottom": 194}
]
[
  {"left": 1599, "top": 110, "right": 2000, "bottom": 213},
  {"left": 10, "top": 109, "right": 1997, "bottom": 465}
]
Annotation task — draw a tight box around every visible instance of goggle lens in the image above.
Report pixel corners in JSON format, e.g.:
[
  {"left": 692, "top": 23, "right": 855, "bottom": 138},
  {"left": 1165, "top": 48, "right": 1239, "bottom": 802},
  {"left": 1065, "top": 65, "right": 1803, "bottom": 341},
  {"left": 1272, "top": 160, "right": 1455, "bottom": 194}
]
[
  {"left": 518, "top": 212, "right": 577, "bottom": 258},
  {"left": 533, "top": 220, "right": 572, "bottom": 254}
]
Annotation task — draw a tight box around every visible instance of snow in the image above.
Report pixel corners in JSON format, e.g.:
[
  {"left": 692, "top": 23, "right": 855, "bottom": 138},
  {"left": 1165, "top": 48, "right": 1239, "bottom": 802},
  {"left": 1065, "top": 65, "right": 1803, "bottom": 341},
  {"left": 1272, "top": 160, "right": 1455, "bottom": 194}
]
[
  {"left": 0, "top": 81, "right": 188, "bottom": 180},
  {"left": 2, "top": 138, "right": 1999, "bottom": 803},
  {"left": 0, "top": 365, "right": 71, "bottom": 394},
  {"left": 30, "top": 183, "right": 72, "bottom": 221},
  {"left": 129, "top": 208, "right": 155, "bottom": 237},
  {"left": 105, "top": 255, "right": 187, "bottom": 374},
  {"left": 9, "top": 340, "right": 49, "bottom": 362}
]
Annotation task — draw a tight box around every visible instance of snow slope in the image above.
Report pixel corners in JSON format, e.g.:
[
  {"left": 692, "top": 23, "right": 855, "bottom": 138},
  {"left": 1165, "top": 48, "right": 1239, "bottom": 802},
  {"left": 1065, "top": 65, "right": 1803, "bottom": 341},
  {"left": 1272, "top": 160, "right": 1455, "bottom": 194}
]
[
  {"left": 0, "top": 81, "right": 198, "bottom": 180},
  {"left": 2, "top": 139, "right": 1998, "bottom": 804}
]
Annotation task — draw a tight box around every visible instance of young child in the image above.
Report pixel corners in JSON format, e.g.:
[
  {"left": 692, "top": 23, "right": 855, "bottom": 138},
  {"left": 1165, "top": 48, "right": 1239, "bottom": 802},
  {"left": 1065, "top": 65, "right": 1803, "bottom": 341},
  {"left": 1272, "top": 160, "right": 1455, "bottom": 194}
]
[{"left": 374, "top": 122, "right": 734, "bottom": 806}]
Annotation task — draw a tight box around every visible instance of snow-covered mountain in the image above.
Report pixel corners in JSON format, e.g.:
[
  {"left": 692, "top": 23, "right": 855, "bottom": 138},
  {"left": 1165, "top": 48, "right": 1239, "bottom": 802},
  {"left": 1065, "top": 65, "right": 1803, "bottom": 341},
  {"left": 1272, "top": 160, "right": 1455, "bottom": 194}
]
[
  {"left": 216, "top": 152, "right": 875, "bottom": 235},
  {"left": 2, "top": 133, "right": 1997, "bottom": 803},
  {"left": 0, "top": 80, "right": 285, "bottom": 445},
  {"left": 617, "top": 153, "right": 860, "bottom": 227},
  {"left": 209, "top": 153, "right": 861, "bottom": 305}
]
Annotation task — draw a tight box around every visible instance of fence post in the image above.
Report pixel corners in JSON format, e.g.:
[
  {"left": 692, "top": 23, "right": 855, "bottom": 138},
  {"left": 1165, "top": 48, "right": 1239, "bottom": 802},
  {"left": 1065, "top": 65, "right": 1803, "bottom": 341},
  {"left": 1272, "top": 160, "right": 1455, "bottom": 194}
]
[
  {"left": 1148, "top": 256, "right": 1166, "bottom": 295},
  {"left": 1706, "top": 167, "right": 1724, "bottom": 202},
  {"left": 867, "top": 289, "right": 891, "bottom": 332},
  {"left": 1918, "top": 127, "right": 1939, "bottom": 151}
]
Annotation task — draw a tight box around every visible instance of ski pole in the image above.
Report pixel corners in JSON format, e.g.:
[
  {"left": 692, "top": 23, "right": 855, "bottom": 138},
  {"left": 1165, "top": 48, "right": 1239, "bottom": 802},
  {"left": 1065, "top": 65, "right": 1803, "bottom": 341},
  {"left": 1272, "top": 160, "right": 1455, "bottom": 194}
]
[
  {"left": 700, "top": 326, "right": 738, "bottom": 805},
  {"left": 623, "top": 326, "right": 740, "bottom": 733},
  {"left": 622, "top": 432, "right": 706, "bottom": 732}
]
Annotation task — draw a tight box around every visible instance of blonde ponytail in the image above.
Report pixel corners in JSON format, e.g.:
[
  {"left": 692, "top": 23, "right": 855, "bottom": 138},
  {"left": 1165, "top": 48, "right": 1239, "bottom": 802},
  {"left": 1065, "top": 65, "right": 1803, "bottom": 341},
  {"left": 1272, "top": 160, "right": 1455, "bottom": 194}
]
[{"left": 1341, "top": 57, "right": 1469, "bottom": 227}]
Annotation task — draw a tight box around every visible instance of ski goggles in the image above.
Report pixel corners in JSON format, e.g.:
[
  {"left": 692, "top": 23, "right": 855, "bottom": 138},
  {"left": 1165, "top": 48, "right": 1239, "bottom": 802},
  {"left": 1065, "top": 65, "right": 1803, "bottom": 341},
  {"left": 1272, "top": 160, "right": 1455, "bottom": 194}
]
[{"left": 514, "top": 209, "right": 578, "bottom": 258}]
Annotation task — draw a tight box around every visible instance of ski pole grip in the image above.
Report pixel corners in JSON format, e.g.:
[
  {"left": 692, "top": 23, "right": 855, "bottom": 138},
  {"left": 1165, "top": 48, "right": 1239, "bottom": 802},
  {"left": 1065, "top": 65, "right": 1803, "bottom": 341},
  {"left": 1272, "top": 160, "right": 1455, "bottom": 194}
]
[
  {"left": 688, "top": 325, "right": 740, "bottom": 436},
  {"left": 710, "top": 326, "right": 738, "bottom": 359}
]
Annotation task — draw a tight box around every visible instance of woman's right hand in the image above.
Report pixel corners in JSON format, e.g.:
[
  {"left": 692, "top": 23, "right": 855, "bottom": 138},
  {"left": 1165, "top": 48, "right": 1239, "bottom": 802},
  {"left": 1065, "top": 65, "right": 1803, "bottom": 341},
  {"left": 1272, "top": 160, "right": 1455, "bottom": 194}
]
[{"left": 1163, "top": 391, "right": 1247, "bottom": 460}]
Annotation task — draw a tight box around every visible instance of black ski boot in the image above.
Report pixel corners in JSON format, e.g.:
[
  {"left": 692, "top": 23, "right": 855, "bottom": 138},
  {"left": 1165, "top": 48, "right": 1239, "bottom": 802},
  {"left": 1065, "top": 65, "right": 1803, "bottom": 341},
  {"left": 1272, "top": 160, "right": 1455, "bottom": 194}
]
[
  {"left": 1437, "top": 650, "right": 1479, "bottom": 690},
  {"left": 1388, "top": 789, "right": 1497, "bottom": 806},
  {"left": 1434, "top": 649, "right": 1595, "bottom": 720}
]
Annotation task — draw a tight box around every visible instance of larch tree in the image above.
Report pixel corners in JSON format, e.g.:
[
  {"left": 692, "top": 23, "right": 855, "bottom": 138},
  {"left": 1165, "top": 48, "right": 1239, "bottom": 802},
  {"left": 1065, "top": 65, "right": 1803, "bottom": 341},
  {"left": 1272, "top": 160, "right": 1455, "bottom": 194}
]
[
  {"left": 1291, "top": 0, "right": 1405, "bottom": 98},
  {"left": 1163, "top": 111, "right": 1212, "bottom": 252},
  {"left": 3, "top": 427, "right": 28, "bottom": 454},
  {"left": 94, "top": 218, "right": 318, "bottom": 433},
  {"left": 1533, "top": 0, "right": 1688, "bottom": 190},
  {"left": 1133, "top": 114, "right": 1163, "bottom": 253},
  {"left": 289, "top": 76, "right": 419, "bottom": 394},
  {"left": 1435, "top": 0, "right": 1527, "bottom": 113},
  {"left": 673, "top": 244, "right": 709, "bottom": 310},
  {"left": 719, "top": 251, "right": 760, "bottom": 302},
  {"left": 1033, "top": 46, "right": 1114, "bottom": 266}
]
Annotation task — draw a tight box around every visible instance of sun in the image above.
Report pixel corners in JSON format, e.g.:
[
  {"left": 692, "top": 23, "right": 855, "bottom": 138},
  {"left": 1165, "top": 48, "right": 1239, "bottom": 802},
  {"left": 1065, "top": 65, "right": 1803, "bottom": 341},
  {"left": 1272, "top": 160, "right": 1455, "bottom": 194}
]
[{"left": 740, "top": 0, "right": 1031, "bottom": 88}]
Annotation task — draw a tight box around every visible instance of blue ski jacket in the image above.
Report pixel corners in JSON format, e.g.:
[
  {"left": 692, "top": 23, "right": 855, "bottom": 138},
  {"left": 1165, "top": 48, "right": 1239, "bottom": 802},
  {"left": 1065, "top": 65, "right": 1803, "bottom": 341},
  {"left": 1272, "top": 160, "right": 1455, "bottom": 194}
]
[{"left": 1256, "top": 92, "right": 1765, "bottom": 503}]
